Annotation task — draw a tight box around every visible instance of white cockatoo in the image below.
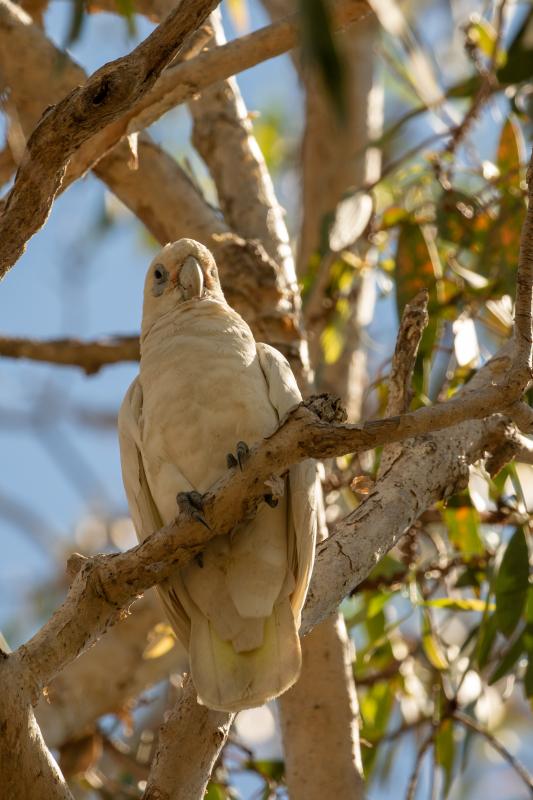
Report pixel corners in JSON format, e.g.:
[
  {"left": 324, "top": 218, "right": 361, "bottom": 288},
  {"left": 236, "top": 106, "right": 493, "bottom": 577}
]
[{"left": 118, "top": 239, "right": 318, "bottom": 712}]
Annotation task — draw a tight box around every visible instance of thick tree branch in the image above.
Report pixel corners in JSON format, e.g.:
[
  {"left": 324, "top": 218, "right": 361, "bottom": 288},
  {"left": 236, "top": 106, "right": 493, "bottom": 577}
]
[
  {"left": 142, "top": 676, "right": 233, "bottom": 800},
  {"left": 9, "top": 343, "right": 529, "bottom": 693},
  {"left": 0, "top": 4, "right": 304, "bottom": 367},
  {"left": 0, "top": 143, "right": 15, "bottom": 187},
  {"left": 189, "top": 9, "right": 296, "bottom": 285},
  {"left": 0, "top": 334, "right": 140, "bottom": 373},
  {"left": 37, "top": 594, "right": 186, "bottom": 749},
  {"left": 0, "top": 0, "right": 222, "bottom": 277},
  {"left": 60, "top": 0, "right": 370, "bottom": 191},
  {"left": 0, "top": 355, "right": 528, "bottom": 796}
]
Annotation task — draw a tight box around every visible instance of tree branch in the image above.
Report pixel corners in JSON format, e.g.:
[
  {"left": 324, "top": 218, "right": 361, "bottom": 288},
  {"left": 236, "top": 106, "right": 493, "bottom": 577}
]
[
  {"left": 453, "top": 711, "right": 533, "bottom": 793},
  {"left": 0, "top": 0, "right": 222, "bottom": 277},
  {"left": 60, "top": 0, "right": 370, "bottom": 191},
  {"left": 0, "top": 5, "right": 308, "bottom": 369},
  {"left": 142, "top": 676, "right": 233, "bottom": 800},
  {"left": 188, "top": 8, "right": 296, "bottom": 287},
  {"left": 0, "top": 334, "right": 140, "bottom": 373},
  {"left": 8, "top": 329, "right": 532, "bottom": 693},
  {"left": 378, "top": 289, "right": 429, "bottom": 476},
  {"left": 37, "top": 594, "right": 186, "bottom": 749}
]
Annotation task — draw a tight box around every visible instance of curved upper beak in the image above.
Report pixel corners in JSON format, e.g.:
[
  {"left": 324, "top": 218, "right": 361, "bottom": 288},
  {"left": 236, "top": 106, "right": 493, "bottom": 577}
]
[{"left": 179, "top": 256, "right": 204, "bottom": 300}]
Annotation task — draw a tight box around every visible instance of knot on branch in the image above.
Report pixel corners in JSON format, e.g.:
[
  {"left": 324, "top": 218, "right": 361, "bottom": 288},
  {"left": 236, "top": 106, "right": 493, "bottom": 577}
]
[{"left": 302, "top": 393, "right": 348, "bottom": 424}]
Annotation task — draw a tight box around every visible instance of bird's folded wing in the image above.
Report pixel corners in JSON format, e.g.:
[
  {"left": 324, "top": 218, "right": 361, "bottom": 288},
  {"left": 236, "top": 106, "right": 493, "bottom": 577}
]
[
  {"left": 256, "top": 344, "right": 318, "bottom": 623},
  {"left": 117, "top": 377, "right": 191, "bottom": 646}
]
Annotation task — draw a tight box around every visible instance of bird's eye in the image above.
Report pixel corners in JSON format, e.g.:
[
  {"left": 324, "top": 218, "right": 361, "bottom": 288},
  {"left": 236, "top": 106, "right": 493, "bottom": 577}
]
[{"left": 152, "top": 264, "right": 168, "bottom": 297}]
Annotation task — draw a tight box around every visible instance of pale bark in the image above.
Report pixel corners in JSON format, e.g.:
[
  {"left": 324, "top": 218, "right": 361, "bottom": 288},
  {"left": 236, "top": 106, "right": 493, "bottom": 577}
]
[
  {"left": 142, "top": 677, "right": 234, "bottom": 800},
  {"left": 60, "top": 0, "right": 370, "bottom": 189},
  {"left": 0, "top": 4, "right": 301, "bottom": 364},
  {"left": 189, "top": 9, "right": 295, "bottom": 286},
  {"left": 0, "top": 666, "right": 74, "bottom": 800},
  {"left": 0, "top": 0, "right": 222, "bottom": 276},
  {"left": 37, "top": 594, "right": 186, "bottom": 749},
  {"left": 279, "top": 615, "right": 365, "bottom": 799}
]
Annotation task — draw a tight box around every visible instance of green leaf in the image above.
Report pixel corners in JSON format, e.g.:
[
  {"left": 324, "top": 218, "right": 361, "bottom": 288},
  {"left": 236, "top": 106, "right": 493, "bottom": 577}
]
[
  {"left": 488, "top": 631, "right": 525, "bottom": 684},
  {"left": 497, "top": 9, "right": 533, "bottom": 86},
  {"left": 422, "top": 610, "right": 448, "bottom": 670},
  {"left": 345, "top": 592, "right": 393, "bottom": 628},
  {"left": 65, "top": 0, "right": 86, "bottom": 47},
  {"left": 494, "top": 528, "right": 530, "bottom": 637},
  {"left": 444, "top": 506, "right": 485, "bottom": 556},
  {"left": 246, "top": 759, "right": 284, "bottom": 782},
  {"left": 204, "top": 783, "right": 228, "bottom": 800},
  {"left": 380, "top": 205, "right": 409, "bottom": 230},
  {"left": 298, "top": 0, "right": 346, "bottom": 120},
  {"left": 436, "top": 719, "right": 455, "bottom": 797},
  {"left": 395, "top": 222, "right": 438, "bottom": 319},
  {"left": 524, "top": 625, "right": 533, "bottom": 698},
  {"left": 476, "top": 612, "right": 497, "bottom": 668},
  {"left": 423, "top": 598, "right": 493, "bottom": 613},
  {"left": 115, "top": 0, "right": 136, "bottom": 36},
  {"left": 466, "top": 18, "right": 497, "bottom": 60},
  {"left": 360, "top": 682, "right": 395, "bottom": 775},
  {"left": 526, "top": 586, "right": 533, "bottom": 624}
]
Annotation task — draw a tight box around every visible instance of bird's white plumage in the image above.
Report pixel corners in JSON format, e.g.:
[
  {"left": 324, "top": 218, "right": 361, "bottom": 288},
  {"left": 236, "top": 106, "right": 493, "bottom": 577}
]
[{"left": 118, "top": 240, "right": 318, "bottom": 712}]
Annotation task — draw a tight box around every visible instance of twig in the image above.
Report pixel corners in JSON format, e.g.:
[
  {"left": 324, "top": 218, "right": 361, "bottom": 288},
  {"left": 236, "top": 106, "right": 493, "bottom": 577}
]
[
  {"left": 0, "top": 0, "right": 222, "bottom": 277},
  {"left": 443, "top": 0, "right": 507, "bottom": 169},
  {"left": 0, "top": 334, "right": 140, "bottom": 373},
  {"left": 379, "top": 289, "right": 429, "bottom": 477},
  {"left": 405, "top": 732, "right": 434, "bottom": 800},
  {"left": 453, "top": 711, "right": 533, "bottom": 793},
  {"left": 386, "top": 290, "right": 429, "bottom": 416}
]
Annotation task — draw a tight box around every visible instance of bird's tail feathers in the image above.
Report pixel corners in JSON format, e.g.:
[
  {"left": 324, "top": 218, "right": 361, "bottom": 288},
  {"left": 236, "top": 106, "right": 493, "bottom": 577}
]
[{"left": 188, "top": 595, "right": 301, "bottom": 713}]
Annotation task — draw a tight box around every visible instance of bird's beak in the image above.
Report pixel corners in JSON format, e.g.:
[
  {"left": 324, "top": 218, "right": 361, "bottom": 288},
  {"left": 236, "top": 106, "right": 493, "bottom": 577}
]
[{"left": 179, "top": 256, "right": 204, "bottom": 300}]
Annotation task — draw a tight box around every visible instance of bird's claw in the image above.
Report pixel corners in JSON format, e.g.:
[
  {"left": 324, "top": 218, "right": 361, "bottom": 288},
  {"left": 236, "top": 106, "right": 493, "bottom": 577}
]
[
  {"left": 264, "top": 493, "right": 278, "bottom": 508},
  {"left": 176, "top": 491, "right": 211, "bottom": 530},
  {"left": 226, "top": 441, "right": 250, "bottom": 471}
]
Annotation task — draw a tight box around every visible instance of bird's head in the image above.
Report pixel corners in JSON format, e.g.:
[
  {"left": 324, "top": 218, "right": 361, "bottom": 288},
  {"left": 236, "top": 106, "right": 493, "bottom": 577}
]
[{"left": 141, "top": 239, "right": 225, "bottom": 333}]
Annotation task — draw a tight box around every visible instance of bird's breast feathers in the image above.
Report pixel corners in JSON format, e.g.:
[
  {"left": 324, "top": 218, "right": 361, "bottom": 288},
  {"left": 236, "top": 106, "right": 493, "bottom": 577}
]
[{"left": 139, "top": 301, "right": 278, "bottom": 495}]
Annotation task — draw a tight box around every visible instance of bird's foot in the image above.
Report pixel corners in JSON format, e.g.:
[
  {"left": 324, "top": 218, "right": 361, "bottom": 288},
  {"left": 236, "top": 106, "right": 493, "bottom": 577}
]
[
  {"left": 264, "top": 493, "right": 279, "bottom": 508},
  {"left": 226, "top": 441, "right": 250, "bottom": 471},
  {"left": 176, "top": 491, "right": 211, "bottom": 530}
]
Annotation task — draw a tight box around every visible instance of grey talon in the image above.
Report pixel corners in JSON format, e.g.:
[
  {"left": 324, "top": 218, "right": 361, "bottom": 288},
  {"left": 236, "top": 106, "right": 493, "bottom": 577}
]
[
  {"left": 176, "top": 491, "right": 210, "bottom": 529},
  {"left": 264, "top": 493, "right": 278, "bottom": 508},
  {"left": 227, "top": 453, "right": 239, "bottom": 469},
  {"left": 192, "top": 511, "right": 211, "bottom": 531},
  {"left": 188, "top": 491, "right": 204, "bottom": 509},
  {"left": 236, "top": 441, "right": 250, "bottom": 471}
]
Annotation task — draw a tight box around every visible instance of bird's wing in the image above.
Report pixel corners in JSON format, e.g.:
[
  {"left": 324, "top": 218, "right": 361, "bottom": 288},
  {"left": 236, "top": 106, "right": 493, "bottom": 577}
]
[
  {"left": 256, "top": 343, "right": 318, "bottom": 624},
  {"left": 117, "top": 377, "right": 191, "bottom": 645}
]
